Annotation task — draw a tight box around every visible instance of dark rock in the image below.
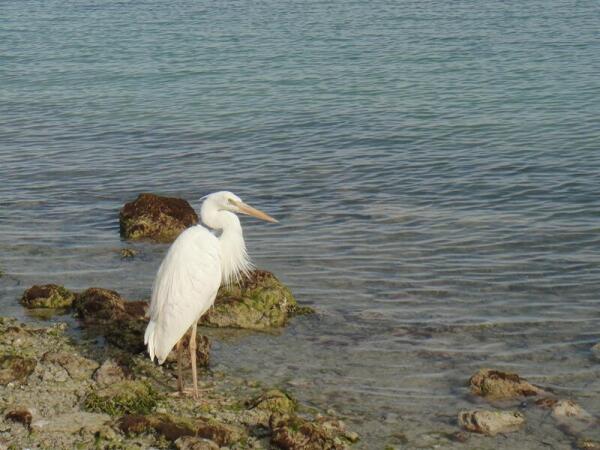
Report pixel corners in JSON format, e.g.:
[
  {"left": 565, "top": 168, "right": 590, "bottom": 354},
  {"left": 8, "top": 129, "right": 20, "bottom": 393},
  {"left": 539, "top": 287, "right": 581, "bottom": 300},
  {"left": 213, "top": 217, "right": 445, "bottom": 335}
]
[
  {"left": 120, "top": 248, "right": 138, "bottom": 259},
  {"left": 202, "top": 270, "right": 313, "bottom": 330},
  {"left": 21, "top": 284, "right": 75, "bottom": 309},
  {"left": 83, "top": 380, "right": 161, "bottom": 416},
  {"left": 119, "top": 193, "right": 198, "bottom": 243},
  {"left": 5, "top": 408, "right": 33, "bottom": 428},
  {"left": 73, "top": 288, "right": 132, "bottom": 322},
  {"left": 458, "top": 409, "right": 525, "bottom": 436},
  {"left": 469, "top": 368, "right": 547, "bottom": 400},
  {"left": 0, "top": 355, "right": 36, "bottom": 385}
]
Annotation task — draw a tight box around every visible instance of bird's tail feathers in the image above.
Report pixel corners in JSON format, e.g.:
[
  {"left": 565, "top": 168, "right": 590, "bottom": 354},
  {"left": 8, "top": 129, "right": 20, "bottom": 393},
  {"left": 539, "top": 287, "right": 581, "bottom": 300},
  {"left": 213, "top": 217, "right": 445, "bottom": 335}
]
[{"left": 144, "top": 321, "right": 156, "bottom": 362}]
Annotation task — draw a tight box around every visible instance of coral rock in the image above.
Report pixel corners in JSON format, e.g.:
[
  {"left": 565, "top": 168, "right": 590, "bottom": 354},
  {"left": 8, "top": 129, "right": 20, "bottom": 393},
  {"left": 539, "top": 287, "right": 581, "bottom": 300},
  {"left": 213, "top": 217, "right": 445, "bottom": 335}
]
[
  {"left": 202, "top": 270, "right": 312, "bottom": 330},
  {"left": 119, "top": 193, "right": 198, "bottom": 243},
  {"left": 93, "top": 358, "right": 131, "bottom": 385},
  {"left": 21, "top": 284, "right": 75, "bottom": 309},
  {"left": 0, "top": 355, "right": 36, "bottom": 385},
  {"left": 270, "top": 414, "right": 350, "bottom": 450},
  {"left": 469, "top": 368, "right": 546, "bottom": 400},
  {"left": 84, "top": 380, "right": 161, "bottom": 416},
  {"left": 42, "top": 351, "right": 99, "bottom": 381},
  {"left": 458, "top": 409, "right": 525, "bottom": 436},
  {"left": 175, "top": 436, "right": 220, "bottom": 450}
]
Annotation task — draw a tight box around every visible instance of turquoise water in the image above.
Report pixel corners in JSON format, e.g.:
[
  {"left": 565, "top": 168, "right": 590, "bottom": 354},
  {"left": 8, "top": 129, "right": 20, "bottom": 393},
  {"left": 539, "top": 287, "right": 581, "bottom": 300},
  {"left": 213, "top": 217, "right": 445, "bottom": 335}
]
[{"left": 1, "top": 0, "right": 600, "bottom": 448}]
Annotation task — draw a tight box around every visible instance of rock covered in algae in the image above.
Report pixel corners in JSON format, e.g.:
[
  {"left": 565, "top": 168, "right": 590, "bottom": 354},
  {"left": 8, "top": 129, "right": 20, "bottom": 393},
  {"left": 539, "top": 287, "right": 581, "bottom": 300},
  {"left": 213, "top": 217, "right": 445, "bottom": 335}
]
[
  {"left": 83, "top": 380, "right": 162, "bottom": 416},
  {"left": 118, "top": 413, "right": 246, "bottom": 446},
  {"left": 176, "top": 436, "right": 220, "bottom": 450},
  {"left": 0, "top": 354, "right": 36, "bottom": 385},
  {"left": 458, "top": 409, "right": 525, "bottom": 436},
  {"left": 42, "top": 351, "right": 99, "bottom": 381},
  {"left": 119, "top": 193, "right": 198, "bottom": 242},
  {"left": 246, "top": 389, "right": 297, "bottom": 415},
  {"left": 73, "top": 287, "right": 211, "bottom": 364},
  {"left": 469, "top": 368, "right": 547, "bottom": 400},
  {"left": 202, "top": 270, "right": 314, "bottom": 330},
  {"left": 20, "top": 284, "right": 75, "bottom": 309},
  {"left": 270, "top": 414, "right": 355, "bottom": 450}
]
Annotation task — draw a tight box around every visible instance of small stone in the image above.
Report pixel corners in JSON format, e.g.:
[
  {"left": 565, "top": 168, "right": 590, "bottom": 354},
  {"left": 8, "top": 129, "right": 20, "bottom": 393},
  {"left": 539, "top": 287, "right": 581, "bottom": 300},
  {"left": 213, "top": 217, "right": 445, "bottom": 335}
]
[
  {"left": 119, "top": 193, "right": 198, "bottom": 243},
  {"left": 458, "top": 409, "right": 525, "bottom": 436},
  {"left": 0, "top": 355, "right": 36, "bottom": 385},
  {"left": 577, "top": 438, "right": 600, "bottom": 449},
  {"left": 175, "top": 436, "right": 220, "bottom": 450},
  {"left": 344, "top": 431, "right": 360, "bottom": 443},
  {"left": 5, "top": 408, "right": 33, "bottom": 428},
  {"left": 469, "top": 368, "right": 547, "bottom": 400},
  {"left": 120, "top": 248, "right": 138, "bottom": 259},
  {"left": 20, "top": 284, "right": 75, "bottom": 309}
]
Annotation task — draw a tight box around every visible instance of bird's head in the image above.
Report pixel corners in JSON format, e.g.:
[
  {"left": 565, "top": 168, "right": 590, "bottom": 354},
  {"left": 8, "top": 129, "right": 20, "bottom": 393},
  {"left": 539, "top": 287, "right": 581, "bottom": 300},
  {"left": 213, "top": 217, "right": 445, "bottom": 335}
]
[{"left": 202, "top": 191, "right": 278, "bottom": 223}]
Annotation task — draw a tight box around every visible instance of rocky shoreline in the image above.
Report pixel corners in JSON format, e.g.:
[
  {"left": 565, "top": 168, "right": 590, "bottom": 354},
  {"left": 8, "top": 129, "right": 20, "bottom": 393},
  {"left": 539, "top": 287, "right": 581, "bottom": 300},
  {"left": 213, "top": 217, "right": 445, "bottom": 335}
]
[{"left": 0, "top": 312, "right": 356, "bottom": 449}]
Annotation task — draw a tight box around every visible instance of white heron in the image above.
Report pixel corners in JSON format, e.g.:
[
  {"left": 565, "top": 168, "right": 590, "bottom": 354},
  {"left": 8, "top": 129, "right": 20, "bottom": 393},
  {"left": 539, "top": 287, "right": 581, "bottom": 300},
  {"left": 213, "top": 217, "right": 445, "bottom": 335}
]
[{"left": 144, "top": 191, "right": 278, "bottom": 397}]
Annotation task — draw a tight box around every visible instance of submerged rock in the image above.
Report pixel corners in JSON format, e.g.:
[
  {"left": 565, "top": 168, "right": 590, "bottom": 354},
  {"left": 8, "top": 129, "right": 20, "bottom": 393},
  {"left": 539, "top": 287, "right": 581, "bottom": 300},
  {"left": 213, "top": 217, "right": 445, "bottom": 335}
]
[
  {"left": 84, "top": 380, "right": 162, "bottom": 416},
  {"left": 120, "top": 248, "right": 137, "bottom": 259},
  {"left": 119, "top": 193, "right": 198, "bottom": 242},
  {"left": 469, "top": 368, "right": 547, "bottom": 400},
  {"left": 203, "top": 270, "right": 313, "bottom": 330},
  {"left": 458, "top": 409, "right": 525, "bottom": 436},
  {"left": 0, "top": 354, "right": 36, "bottom": 385},
  {"left": 537, "top": 398, "right": 597, "bottom": 437},
  {"left": 20, "top": 284, "right": 75, "bottom": 309}
]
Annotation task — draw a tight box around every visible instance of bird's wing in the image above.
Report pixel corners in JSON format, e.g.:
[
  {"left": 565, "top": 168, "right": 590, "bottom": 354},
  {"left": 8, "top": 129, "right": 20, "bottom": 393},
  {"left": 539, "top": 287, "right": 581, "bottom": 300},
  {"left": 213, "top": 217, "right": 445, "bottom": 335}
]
[{"left": 145, "top": 225, "right": 221, "bottom": 363}]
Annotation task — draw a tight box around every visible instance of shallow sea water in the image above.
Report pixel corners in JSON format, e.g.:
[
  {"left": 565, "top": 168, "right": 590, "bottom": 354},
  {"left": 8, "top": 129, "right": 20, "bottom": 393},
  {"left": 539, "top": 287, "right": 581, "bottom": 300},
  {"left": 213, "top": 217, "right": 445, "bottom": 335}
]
[{"left": 1, "top": 0, "right": 600, "bottom": 448}]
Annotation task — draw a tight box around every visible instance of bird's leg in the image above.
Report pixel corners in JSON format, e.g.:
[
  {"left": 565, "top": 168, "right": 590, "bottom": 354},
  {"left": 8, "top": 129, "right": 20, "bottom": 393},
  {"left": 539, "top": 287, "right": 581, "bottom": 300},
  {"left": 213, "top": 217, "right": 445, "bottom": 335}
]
[
  {"left": 176, "top": 339, "right": 184, "bottom": 393},
  {"left": 189, "top": 321, "right": 199, "bottom": 399}
]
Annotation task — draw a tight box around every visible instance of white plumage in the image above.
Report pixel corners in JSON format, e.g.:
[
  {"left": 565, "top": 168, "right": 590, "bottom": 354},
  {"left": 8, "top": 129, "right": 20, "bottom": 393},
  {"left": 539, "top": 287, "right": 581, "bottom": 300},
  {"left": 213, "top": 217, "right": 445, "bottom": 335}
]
[
  {"left": 144, "top": 191, "right": 278, "bottom": 397},
  {"left": 145, "top": 226, "right": 221, "bottom": 364}
]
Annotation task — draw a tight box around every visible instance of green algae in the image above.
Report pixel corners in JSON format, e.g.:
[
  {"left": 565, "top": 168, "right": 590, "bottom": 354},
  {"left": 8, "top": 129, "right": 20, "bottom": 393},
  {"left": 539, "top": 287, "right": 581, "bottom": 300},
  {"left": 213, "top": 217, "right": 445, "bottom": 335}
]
[
  {"left": 247, "top": 389, "right": 297, "bottom": 415},
  {"left": 20, "top": 284, "right": 75, "bottom": 309},
  {"left": 202, "top": 270, "right": 313, "bottom": 330},
  {"left": 84, "top": 381, "right": 162, "bottom": 416}
]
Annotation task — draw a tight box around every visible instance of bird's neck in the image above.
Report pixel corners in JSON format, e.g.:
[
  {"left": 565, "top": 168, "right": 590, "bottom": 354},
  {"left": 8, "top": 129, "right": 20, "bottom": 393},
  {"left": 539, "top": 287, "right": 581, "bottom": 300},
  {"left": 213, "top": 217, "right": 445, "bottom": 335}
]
[{"left": 201, "top": 208, "right": 252, "bottom": 286}]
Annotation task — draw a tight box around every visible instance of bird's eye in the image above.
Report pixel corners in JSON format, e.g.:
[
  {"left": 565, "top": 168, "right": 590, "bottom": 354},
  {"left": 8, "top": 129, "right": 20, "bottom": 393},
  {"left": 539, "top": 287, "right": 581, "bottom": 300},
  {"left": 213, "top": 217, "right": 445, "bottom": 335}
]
[{"left": 227, "top": 198, "right": 236, "bottom": 205}]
